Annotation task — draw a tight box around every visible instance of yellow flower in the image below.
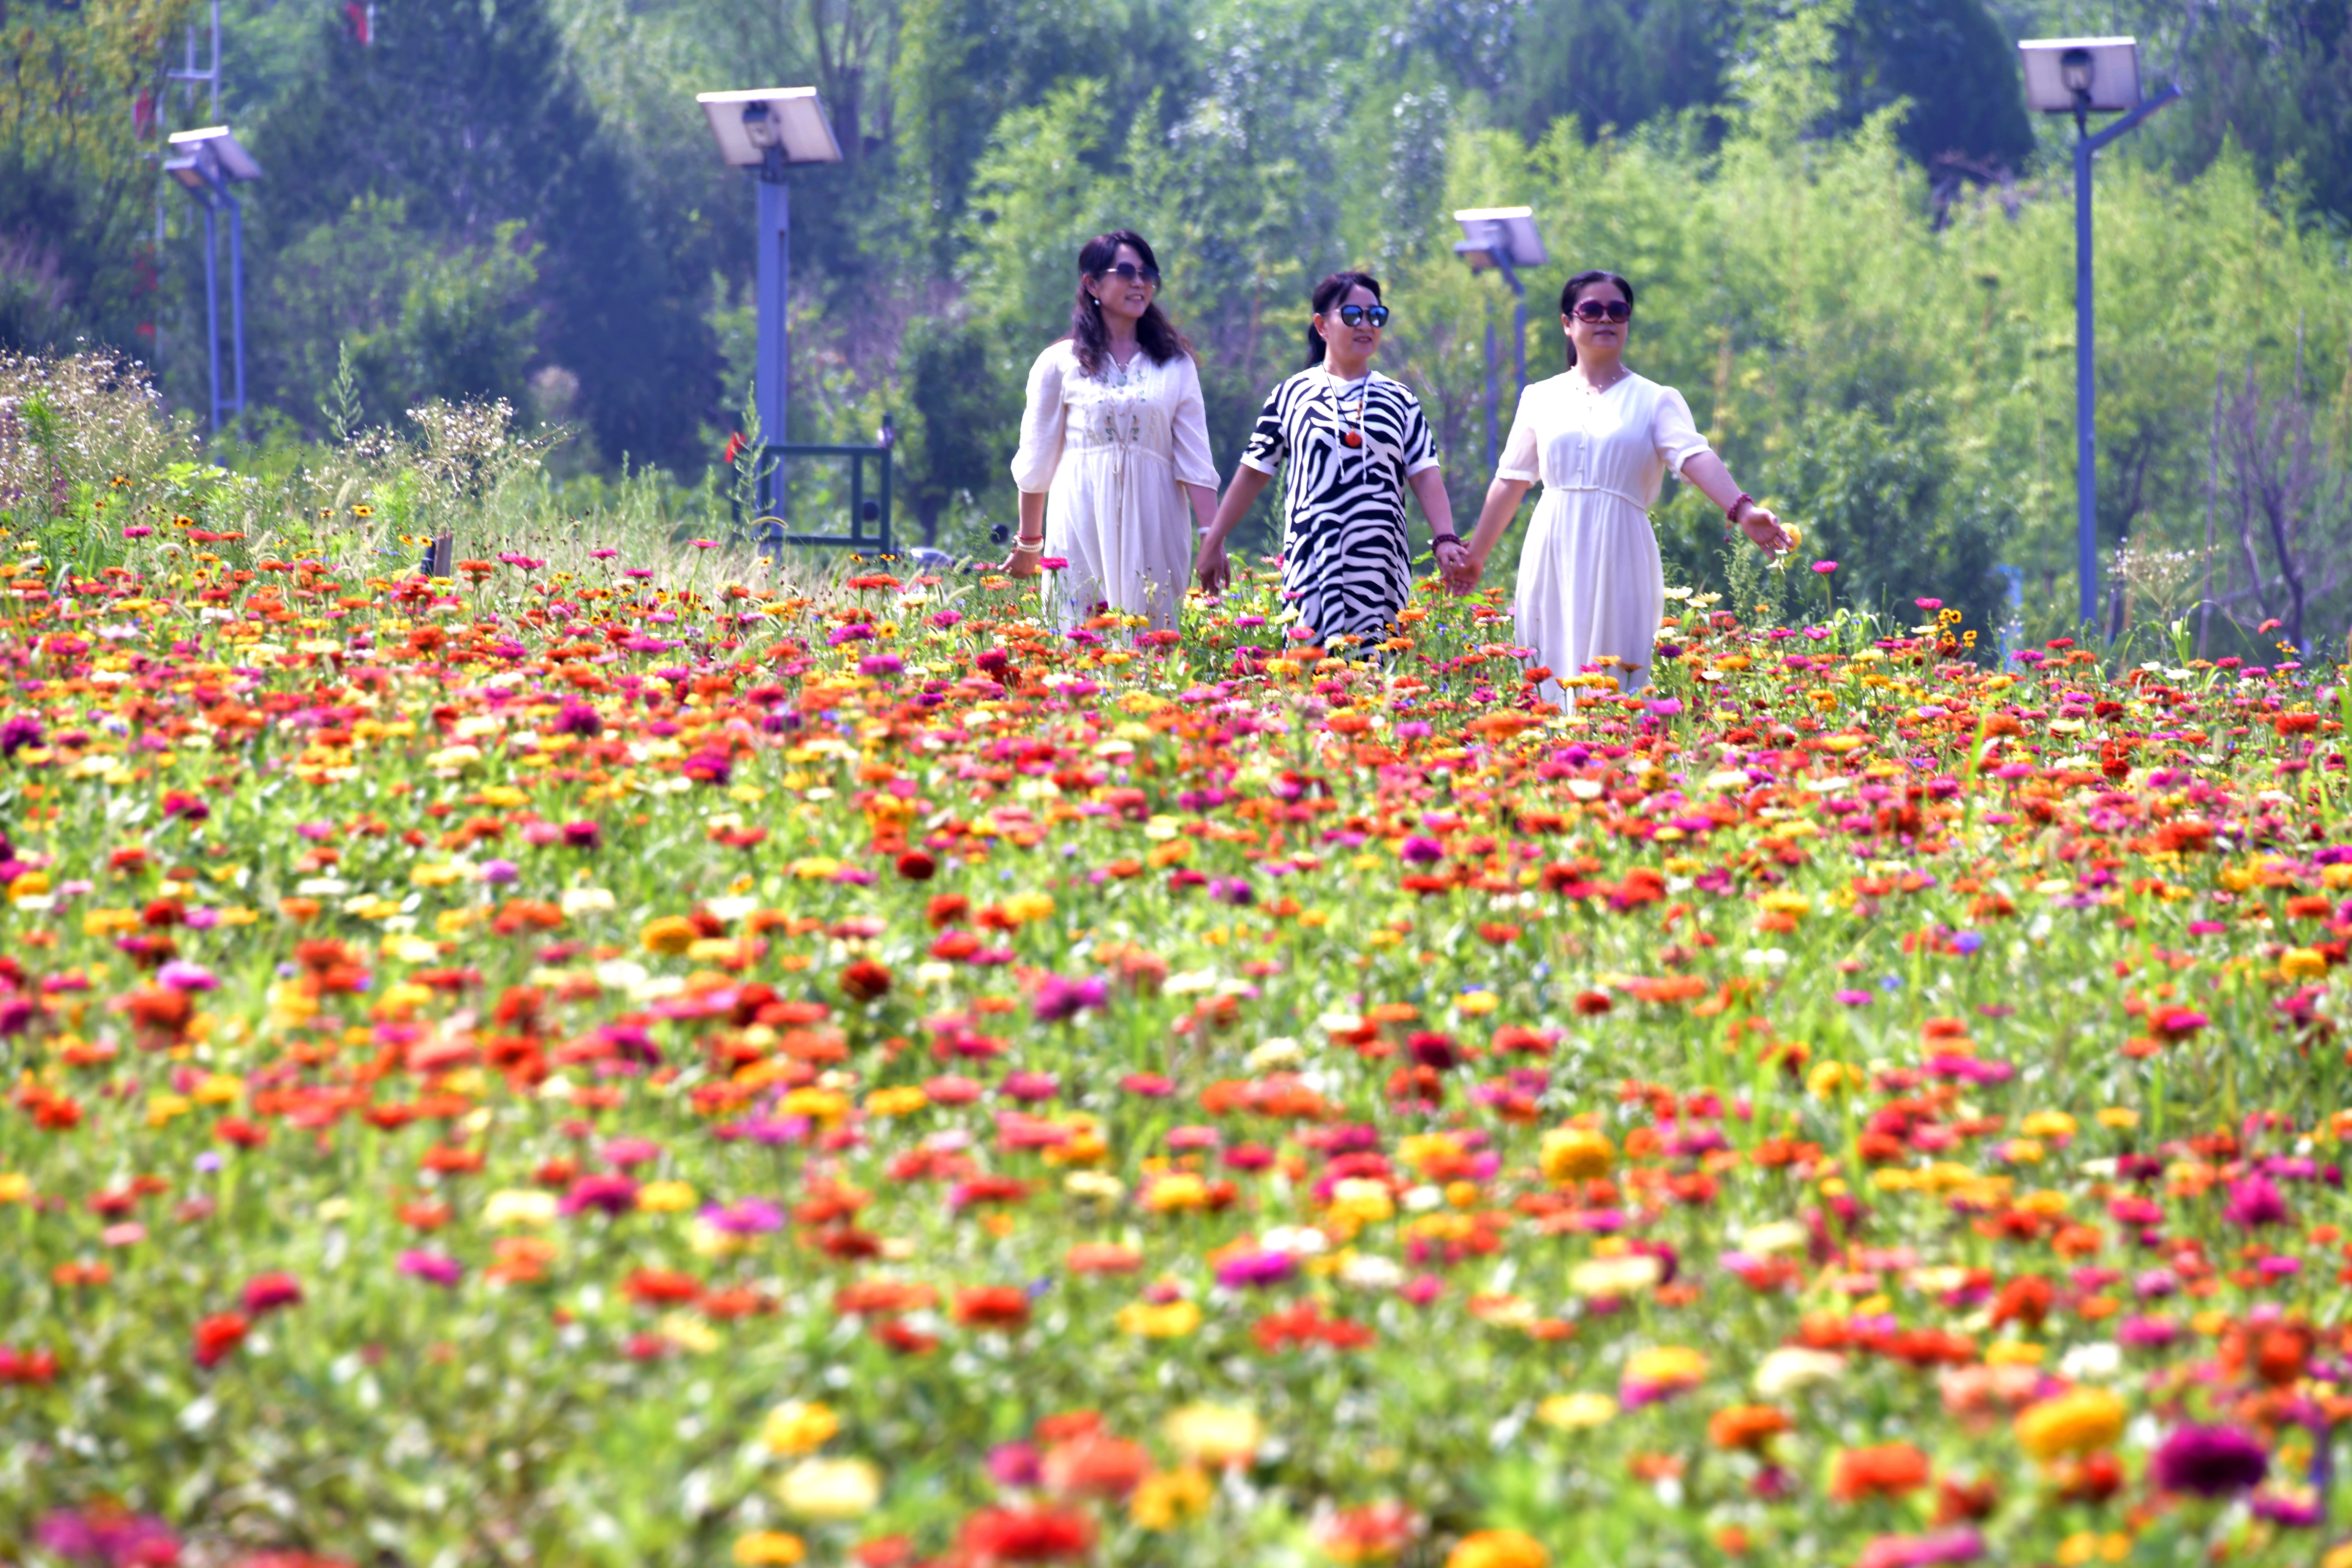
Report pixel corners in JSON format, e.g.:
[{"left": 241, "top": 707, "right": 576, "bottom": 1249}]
[
  {"left": 641, "top": 915, "right": 699, "bottom": 955},
  {"left": 1624, "top": 1345, "right": 1708, "bottom": 1391},
  {"left": 773, "top": 1456, "right": 880, "bottom": 1518},
  {"left": 2096, "top": 1108, "right": 2140, "bottom": 1130},
  {"left": 1130, "top": 1465, "right": 1213, "bottom": 1530},
  {"left": 1327, "top": 1178, "right": 1396, "bottom": 1229},
  {"left": 2020, "top": 1111, "right": 2077, "bottom": 1139},
  {"left": 762, "top": 1400, "right": 840, "bottom": 1456},
  {"left": 1117, "top": 1300, "right": 1203, "bottom": 1339},
  {"left": 864, "top": 1086, "right": 929, "bottom": 1117},
  {"left": 779, "top": 1087, "right": 850, "bottom": 1125},
  {"left": 1445, "top": 1528, "right": 1549, "bottom": 1568},
  {"left": 484, "top": 1189, "right": 559, "bottom": 1227},
  {"left": 2282, "top": 947, "right": 2328, "bottom": 981},
  {"left": 637, "top": 1180, "right": 697, "bottom": 1213},
  {"left": 1538, "top": 1127, "right": 1614, "bottom": 1184},
  {"left": 1163, "top": 1403, "right": 1261, "bottom": 1466},
  {"left": 1001, "top": 891, "right": 1056, "bottom": 925},
  {"left": 0, "top": 1173, "right": 30, "bottom": 1204},
  {"left": 1144, "top": 1173, "right": 1212, "bottom": 1213},
  {"left": 1536, "top": 1393, "right": 1617, "bottom": 1429},
  {"left": 730, "top": 1533, "right": 806, "bottom": 1566},
  {"left": 2015, "top": 1388, "right": 2126, "bottom": 1460}
]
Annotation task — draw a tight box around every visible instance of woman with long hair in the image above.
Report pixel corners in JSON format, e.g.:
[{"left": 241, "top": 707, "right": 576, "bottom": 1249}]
[
  {"left": 1006, "top": 231, "right": 1219, "bottom": 629},
  {"left": 1193, "top": 272, "right": 1464, "bottom": 645},
  {"left": 1452, "top": 270, "right": 1787, "bottom": 703}
]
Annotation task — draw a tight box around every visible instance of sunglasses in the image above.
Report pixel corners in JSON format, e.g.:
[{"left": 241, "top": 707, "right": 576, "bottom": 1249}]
[
  {"left": 1334, "top": 303, "right": 1391, "bottom": 328},
  {"left": 1098, "top": 261, "right": 1161, "bottom": 285},
  {"left": 1570, "top": 298, "right": 1632, "bottom": 324}
]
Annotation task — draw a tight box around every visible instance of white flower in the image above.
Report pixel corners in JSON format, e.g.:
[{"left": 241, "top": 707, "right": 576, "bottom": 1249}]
[
  {"left": 1753, "top": 1347, "right": 1846, "bottom": 1398},
  {"left": 1740, "top": 1220, "right": 1809, "bottom": 1256},
  {"left": 1339, "top": 1253, "right": 1405, "bottom": 1290},
  {"left": 2059, "top": 1341, "right": 2123, "bottom": 1382},
  {"left": 562, "top": 887, "right": 617, "bottom": 918},
  {"left": 1246, "top": 1037, "right": 1304, "bottom": 1071},
  {"left": 1569, "top": 1254, "right": 1663, "bottom": 1298}
]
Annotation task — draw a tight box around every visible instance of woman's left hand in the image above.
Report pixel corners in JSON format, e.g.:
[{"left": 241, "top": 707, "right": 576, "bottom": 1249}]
[
  {"left": 1436, "top": 541, "right": 1477, "bottom": 594},
  {"left": 1735, "top": 500, "right": 1789, "bottom": 554}
]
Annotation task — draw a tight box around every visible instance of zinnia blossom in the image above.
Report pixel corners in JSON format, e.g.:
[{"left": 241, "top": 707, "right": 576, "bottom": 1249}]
[{"left": 2151, "top": 1424, "right": 2268, "bottom": 1497}]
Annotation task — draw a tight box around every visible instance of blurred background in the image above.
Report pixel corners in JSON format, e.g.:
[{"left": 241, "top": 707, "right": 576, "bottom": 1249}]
[{"left": 4, "top": 0, "right": 2349, "bottom": 654}]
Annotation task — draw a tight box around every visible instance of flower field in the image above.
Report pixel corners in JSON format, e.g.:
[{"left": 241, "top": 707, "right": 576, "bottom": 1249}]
[{"left": 6, "top": 527, "right": 2352, "bottom": 1568}]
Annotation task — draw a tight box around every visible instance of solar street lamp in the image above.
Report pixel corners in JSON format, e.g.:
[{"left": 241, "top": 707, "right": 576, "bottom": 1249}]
[
  {"left": 1453, "top": 207, "right": 1546, "bottom": 470},
  {"left": 2016, "top": 38, "right": 2183, "bottom": 634},
  {"left": 695, "top": 88, "right": 842, "bottom": 450},
  {"left": 165, "top": 126, "right": 260, "bottom": 437}
]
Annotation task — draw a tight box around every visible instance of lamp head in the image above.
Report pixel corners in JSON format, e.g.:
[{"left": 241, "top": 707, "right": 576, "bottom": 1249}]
[
  {"left": 2059, "top": 47, "right": 2093, "bottom": 95},
  {"left": 165, "top": 126, "right": 261, "bottom": 184},
  {"left": 2017, "top": 38, "right": 2143, "bottom": 114},
  {"left": 696, "top": 89, "right": 842, "bottom": 168},
  {"left": 1450, "top": 207, "right": 1547, "bottom": 275}
]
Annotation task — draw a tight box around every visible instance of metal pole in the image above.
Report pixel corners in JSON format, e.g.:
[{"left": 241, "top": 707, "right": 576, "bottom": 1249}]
[
  {"left": 1513, "top": 294, "right": 1527, "bottom": 397},
  {"left": 754, "top": 153, "right": 790, "bottom": 515},
  {"left": 2074, "top": 117, "right": 2096, "bottom": 633},
  {"left": 226, "top": 186, "right": 246, "bottom": 432},
  {"left": 200, "top": 194, "right": 221, "bottom": 436},
  {"left": 1482, "top": 301, "right": 1498, "bottom": 473}
]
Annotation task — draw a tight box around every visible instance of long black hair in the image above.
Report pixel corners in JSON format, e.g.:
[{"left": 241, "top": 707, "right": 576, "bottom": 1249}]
[
  {"left": 1560, "top": 270, "right": 1635, "bottom": 368},
  {"left": 1304, "top": 271, "right": 1382, "bottom": 365},
  {"left": 1069, "top": 231, "right": 1191, "bottom": 378}
]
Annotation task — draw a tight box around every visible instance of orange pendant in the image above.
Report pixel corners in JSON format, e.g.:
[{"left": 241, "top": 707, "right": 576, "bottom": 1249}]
[{"left": 1341, "top": 431, "right": 1362, "bottom": 448}]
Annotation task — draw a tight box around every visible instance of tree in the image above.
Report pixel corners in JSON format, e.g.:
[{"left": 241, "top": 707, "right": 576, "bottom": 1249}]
[
  {"left": 251, "top": 0, "right": 714, "bottom": 465},
  {"left": 1836, "top": 0, "right": 2033, "bottom": 176}
]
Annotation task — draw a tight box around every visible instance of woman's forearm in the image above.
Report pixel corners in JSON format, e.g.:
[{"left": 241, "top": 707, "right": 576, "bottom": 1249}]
[
  {"left": 1406, "top": 467, "right": 1454, "bottom": 537},
  {"left": 1016, "top": 492, "right": 1047, "bottom": 542},
  {"left": 1203, "top": 468, "right": 1271, "bottom": 548},
  {"left": 1465, "top": 478, "right": 1533, "bottom": 565},
  {"left": 1181, "top": 482, "right": 1219, "bottom": 537},
  {"left": 1679, "top": 452, "right": 1745, "bottom": 515}
]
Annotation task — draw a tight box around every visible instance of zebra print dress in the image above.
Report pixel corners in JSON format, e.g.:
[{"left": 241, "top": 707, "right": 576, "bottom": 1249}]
[{"left": 1238, "top": 367, "right": 1440, "bottom": 645}]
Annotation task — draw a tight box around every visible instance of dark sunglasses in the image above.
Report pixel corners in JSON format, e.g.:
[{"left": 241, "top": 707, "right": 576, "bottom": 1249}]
[
  {"left": 1570, "top": 298, "right": 1632, "bottom": 324},
  {"left": 1336, "top": 303, "right": 1391, "bottom": 328},
  {"left": 1098, "top": 261, "right": 1161, "bottom": 285}
]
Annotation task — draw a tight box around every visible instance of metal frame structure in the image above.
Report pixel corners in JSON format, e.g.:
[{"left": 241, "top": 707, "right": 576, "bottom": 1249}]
[
  {"left": 165, "top": 127, "right": 260, "bottom": 437},
  {"left": 749, "top": 437, "right": 895, "bottom": 559}
]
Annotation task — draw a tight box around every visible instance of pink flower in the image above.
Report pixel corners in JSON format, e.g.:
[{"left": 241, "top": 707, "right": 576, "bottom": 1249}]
[
  {"left": 397, "top": 1251, "right": 464, "bottom": 1288},
  {"left": 1812, "top": 560, "right": 1839, "bottom": 574},
  {"left": 241, "top": 1272, "right": 303, "bottom": 1314}
]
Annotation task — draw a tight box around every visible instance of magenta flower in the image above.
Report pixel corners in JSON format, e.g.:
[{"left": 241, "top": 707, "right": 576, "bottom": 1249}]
[
  {"left": 2222, "top": 1173, "right": 2289, "bottom": 1230},
  {"left": 1215, "top": 1250, "right": 1298, "bottom": 1290},
  {"left": 2153, "top": 1424, "right": 2267, "bottom": 1497},
  {"left": 1812, "top": 560, "right": 1838, "bottom": 573},
  {"left": 396, "top": 1250, "right": 464, "bottom": 1289},
  {"left": 240, "top": 1272, "right": 303, "bottom": 1314}
]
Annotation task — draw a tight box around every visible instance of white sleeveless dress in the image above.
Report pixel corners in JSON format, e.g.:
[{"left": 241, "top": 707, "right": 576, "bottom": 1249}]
[{"left": 1498, "top": 370, "right": 1712, "bottom": 705}]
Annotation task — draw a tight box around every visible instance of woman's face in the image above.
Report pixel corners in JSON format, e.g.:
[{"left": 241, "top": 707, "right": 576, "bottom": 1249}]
[
  {"left": 1314, "top": 283, "right": 1384, "bottom": 363},
  {"left": 1088, "top": 243, "right": 1157, "bottom": 328},
  {"left": 1564, "top": 280, "right": 1631, "bottom": 361}
]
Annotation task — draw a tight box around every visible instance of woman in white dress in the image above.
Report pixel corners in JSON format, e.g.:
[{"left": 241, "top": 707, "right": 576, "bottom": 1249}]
[
  {"left": 1453, "top": 270, "right": 1788, "bottom": 704},
  {"left": 1005, "top": 230, "right": 1219, "bottom": 629}
]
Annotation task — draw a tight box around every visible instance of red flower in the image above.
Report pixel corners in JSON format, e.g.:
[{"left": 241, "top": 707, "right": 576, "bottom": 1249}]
[
  {"left": 723, "top": 431, "right": 747, "bottom": 465},
  {"left": 840, "top": 959, "right": 893, "bottom": 1002},
  {"left": 240, "top": 1272, "right": 303, "bottom": 1315},
  {"left": 955, "top": 1506, "right": 1095, "bottom": 1562},
  {"left": 193, "top": 1312, "right": 250, "bottom": 1368},
  {"left": 952, "top": 1285, "right": 1032, "bottom": 1331}
]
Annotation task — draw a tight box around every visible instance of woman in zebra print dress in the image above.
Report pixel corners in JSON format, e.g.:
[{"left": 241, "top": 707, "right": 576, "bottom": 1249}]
[{"left": 1193, "top": 272, "right": 1465, "bottom": 646}]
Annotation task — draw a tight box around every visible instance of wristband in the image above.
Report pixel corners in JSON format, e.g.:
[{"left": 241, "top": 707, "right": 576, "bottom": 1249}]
[
  {"left": 1725, "top": 494, "right": 1753, "bottom": 524},
  {"left": 1010, "top": 539, "right": 1044, "bottom": 554},
  {"left": 1430, "top": 533, "right": 1463, "bottom": 549}
]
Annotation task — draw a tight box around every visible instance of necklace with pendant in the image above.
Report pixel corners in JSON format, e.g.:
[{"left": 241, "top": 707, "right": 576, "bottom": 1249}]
[{"left": 1332, "top": 374, "right": 1367, "bottom": 449}]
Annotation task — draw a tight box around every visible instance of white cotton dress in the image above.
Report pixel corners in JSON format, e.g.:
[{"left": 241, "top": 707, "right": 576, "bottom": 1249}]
[
  {"left": 1497, "top": 370, "right": 1712, "bottom": 706},
  {"left": 1010, "top": 341, "right": 1219, "bottom": 631}
]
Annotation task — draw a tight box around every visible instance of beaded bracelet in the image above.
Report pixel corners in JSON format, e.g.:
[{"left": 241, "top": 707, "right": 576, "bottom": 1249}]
[
  {"left": 1429, "top": 533, "right": 1464, "bottom": 549},
  {"left": 1724, "top": 493, "right": 1753, "bottom": 523}
]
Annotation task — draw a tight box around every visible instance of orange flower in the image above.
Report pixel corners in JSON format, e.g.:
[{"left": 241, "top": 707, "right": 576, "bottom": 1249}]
[
  {"left": 1707, "top": 1404, "right": 1793, "bottom": 1453},
  {"left": 1830, "top": 1443, "right": 1932, "bottom": 1502},
  {"left": 952, "top": 1285, "right": 1031, "bottom": 1331}
]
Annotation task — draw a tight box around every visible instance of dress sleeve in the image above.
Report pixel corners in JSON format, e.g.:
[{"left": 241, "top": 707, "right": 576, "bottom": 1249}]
[
  {"left": 1009, "top": 345, "right": 1070, "bottom": 494},
  {"left": 1237, "top": 381, "right": 1287, "bottom": 476},
  {"left": 1652, "top": 383, "right": 1713, "bottom": 476},
  {"left": 1496, "top": 384, "right": 1540, "bottom": 483},
  {"left": 1168, "top": 355, "right": 1219, "bottom": 490},
  {"left": 1397, "top": 386, "right": 1440, "bottom": 477}
]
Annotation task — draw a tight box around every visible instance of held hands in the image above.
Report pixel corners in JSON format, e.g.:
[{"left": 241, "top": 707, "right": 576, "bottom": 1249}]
[
  {"left": 1436, "top": 540, "right": 1478, "bottom": 596},
  {"left": 1194, "top": 540, "right": 1231, "bottom": 595}
]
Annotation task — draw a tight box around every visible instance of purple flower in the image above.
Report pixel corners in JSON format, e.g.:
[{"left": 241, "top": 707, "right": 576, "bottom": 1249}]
[
  {"left": 859, "top": 653, "right": 904, "bottom": 676},
  {"left": 551, "top": 700, "right": 602, "bottom": 737},
  {"left": 1214, "top": 1250, "right": 1298, "bottom": 1289},
  {"left": 2118, "top": 1314, "right": 2180, "bottom": 1348},
  {"left": 156, "top": 961, "right": 218, "bottom": 992},
  {"left": 479, "top": 858, "right": 520, "bottom": 885},
  {"left": 1208, "top": 876, "right": 1255, "bottom": 907},
  {"left": 1834, "top": 988, "right": 1873, "bottom": 1007},
  {"left": 2223, "top": 1173, "right": 2290, "bottom": 1230},
  {"left": 988, "top": 1441, "right": 1043, "bottom": 1487},
  {"left": 2152, "top": 1424, "right": 2268, "bottom": 1497},
  {"left": 699, "top": 1197, "right": 786, "bottom": 1234},
  {"left": 561, "top": 1173, "right": 641, "bottom": 1215},
  {"left": 1399, "top": 835, "right": 1445, "bottom": 865},
  {"left": 397, "top": 1250, "right": 465, "bottom": 1289},
  {"left": 562, "top": 820, "right": 603, "bottom": 850},
  {"left": 0, "top": 715, "right": 43, "bottom": 756},
  {"left": 1031, "top": 974, "right": 1108, "bottom": 1024},
  {"left": 35, "top": 1508, "right": 180, "bottom": 1568}
]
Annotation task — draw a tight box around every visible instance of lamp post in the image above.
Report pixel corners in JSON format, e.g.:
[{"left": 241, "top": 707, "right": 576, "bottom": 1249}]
[
  {"left": 164, "top": 126, "right": 260, "bottom": 438},
  {"left": 1452, "top": 207, "right": 1547, "bottom": 471},
  {"left": 695, "top": 88, "right": 842, "bottom": 457},
  {"left": 2017, "top": 38, "right": 2182, "bottom": 634}
]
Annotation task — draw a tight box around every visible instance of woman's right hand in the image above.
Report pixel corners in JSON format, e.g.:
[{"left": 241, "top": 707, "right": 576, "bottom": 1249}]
[
  {"left": 1194, "top": 540, "right": 1231, "bottom": 594},
  {"left": 1442, "top": 549, "right": 1483, "bottom": 595},
  {"left": 1003, "top": 541, "right": 1044, "bottom": 578}
]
